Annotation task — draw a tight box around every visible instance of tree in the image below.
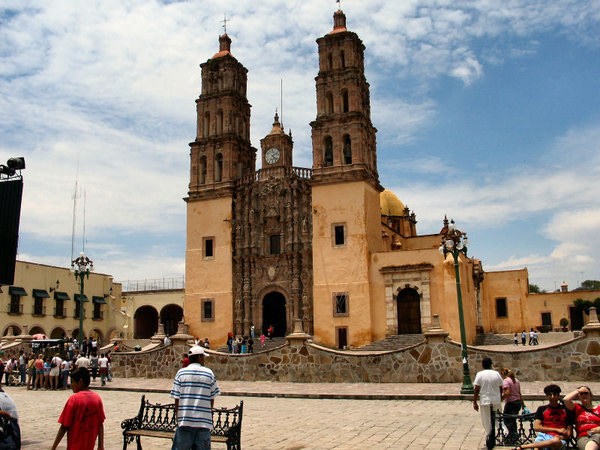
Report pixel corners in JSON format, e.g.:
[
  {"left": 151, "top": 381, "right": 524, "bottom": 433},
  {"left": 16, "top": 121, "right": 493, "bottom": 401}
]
[
  {"left": 573, "top": 297, "right": 600, "bottom": 313},
  {"left": 529, "top": 284, "right": 546, "bottom": 294},
  {"left": 580, "top": 280, "right": 600, "bottom": 290}
]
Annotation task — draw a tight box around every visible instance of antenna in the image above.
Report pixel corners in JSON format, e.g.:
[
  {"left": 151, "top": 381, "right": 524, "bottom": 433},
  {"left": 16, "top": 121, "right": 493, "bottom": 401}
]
[{"left": 70, "top": 170, "right": 80, "bottom": 262}]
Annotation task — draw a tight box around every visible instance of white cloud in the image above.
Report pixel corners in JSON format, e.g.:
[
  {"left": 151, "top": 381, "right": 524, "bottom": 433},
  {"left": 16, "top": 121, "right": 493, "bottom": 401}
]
[{"left": 2, "top": 0, "right": 599, "bottom": 286}]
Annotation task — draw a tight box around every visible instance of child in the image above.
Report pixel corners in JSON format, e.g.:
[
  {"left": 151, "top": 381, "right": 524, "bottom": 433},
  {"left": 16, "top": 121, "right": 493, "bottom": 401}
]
[{"left": 51, "top": 367, "right": 105, "bottom": 450}]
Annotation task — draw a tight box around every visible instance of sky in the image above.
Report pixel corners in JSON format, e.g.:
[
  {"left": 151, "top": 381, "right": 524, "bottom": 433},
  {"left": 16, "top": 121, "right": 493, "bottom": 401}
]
[{"left": 1, "top": 0, "right": 599, "bottom": 293}]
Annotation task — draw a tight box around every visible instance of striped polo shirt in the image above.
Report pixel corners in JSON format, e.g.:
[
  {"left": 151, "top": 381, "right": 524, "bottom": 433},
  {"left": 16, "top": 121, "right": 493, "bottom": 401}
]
[{"left": 170, "top": 363, "right": 220, "bottom": 429}]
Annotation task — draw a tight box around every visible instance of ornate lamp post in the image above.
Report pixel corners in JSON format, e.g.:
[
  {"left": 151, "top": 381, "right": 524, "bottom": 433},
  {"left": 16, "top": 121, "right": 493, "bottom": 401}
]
[
  {"left": 71, "top": 252, "right": 93, "bottom": 349},
  {"left": 440, "top": 217, "right": 474, "bottom": 394}
]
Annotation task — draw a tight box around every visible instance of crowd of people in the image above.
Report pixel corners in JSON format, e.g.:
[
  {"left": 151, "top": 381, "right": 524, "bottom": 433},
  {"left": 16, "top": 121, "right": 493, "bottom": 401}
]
[
  {"left": 473, "top": 357, "right": 600, "bottom": 450},
  {"left": 0, "top": 338, "right": 114, "bottom": 449}
]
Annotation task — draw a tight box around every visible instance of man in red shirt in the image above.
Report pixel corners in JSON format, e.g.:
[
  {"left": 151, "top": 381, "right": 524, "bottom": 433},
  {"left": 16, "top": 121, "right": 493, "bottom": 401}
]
[
  {"left": 519, "top": 384, "right": 573, "bottom": 449},
  {"left": 51, "top": 367, "right": 105, "bottom": 450}
]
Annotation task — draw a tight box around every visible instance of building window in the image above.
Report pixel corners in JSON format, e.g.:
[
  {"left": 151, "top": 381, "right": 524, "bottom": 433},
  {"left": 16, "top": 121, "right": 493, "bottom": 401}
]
[
  {"left": 341, "top": 89, "right": 349, "bottom": 113},
  {"left": 541, "top": 312, "right": 552, "bottom": 327},
  {"left": 495, "top": 298, "right": 507, "bottom": 318},
  {"left": 333, "top": 292, "right": 349, "bottom": 316},
  {"left": 202, "top": 299, "right": 214, "bottom": 321},
  {"left": 340, "top": 50, "right": 346, "bottom": 68},
  {"left": 92, "top": 296, "right": 106, "bottom": 320},
  {"left": 203, "top": 237, "right": 214, "bottom": 259},
  {"left": 269, "top": 234, "right": 281, "bottom": 255},
  {"left": 199, "top": 156, "right": 207, "bottom": 184},
  {"left": 326, "top": 92, "right": 334, "bottom": 115},
  {"left": 55, "top": 299, "right": 65, "bottom": 318},
  {"left": 333, "top": 224, "right": 346, "bottom": 246},
  {"left": 215, "top": 153, "right": 223, "bottom": 182},
  {"left": 343, "top": 134, "right": 352, "bottom": 164},
  {"left": 9, "top": 295, "right": 22, "bottom": 315},
  {"left": 324, "top": 136, "right": 333, "bottom": 167},
  {"left": 33, "top": 297, "right": 44, "bottom": 316}
]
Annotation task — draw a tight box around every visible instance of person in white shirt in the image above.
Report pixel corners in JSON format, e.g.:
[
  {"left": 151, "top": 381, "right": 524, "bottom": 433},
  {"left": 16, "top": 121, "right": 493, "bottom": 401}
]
[
  {"left": 75, "top": 354, "right": 90, "bottom": 370},
  {"left": 60, "top": 358, "right": 71, "bottom": 389},
  {"left": 472, "top": 357, "right": 504, "bottom": 442},
  {"left": 98, "top": 354, "right": 109, "bottom": 386},
  {"left": 49, "top": 354, "right": 62, "bottom": 390}
]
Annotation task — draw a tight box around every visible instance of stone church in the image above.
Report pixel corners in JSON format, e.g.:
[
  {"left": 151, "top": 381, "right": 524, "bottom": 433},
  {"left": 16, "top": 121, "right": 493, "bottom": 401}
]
[{"left": 182, "top": 9, "right": 590, "bottom": 349}]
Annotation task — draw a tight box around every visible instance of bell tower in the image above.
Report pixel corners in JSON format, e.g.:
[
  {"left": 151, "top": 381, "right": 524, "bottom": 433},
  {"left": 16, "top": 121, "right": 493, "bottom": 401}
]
[
  {"left": 310, "top": 9, "right": 383, "bottom": 348},
  {"left": 310, "top": 9, "right": 380, "bottom": 189},
  {"left": 185, "top": 33, "right": 255, "bottom": 341},
  {"left": 188, "top": 33, "right": 256, "bottom": 200}
]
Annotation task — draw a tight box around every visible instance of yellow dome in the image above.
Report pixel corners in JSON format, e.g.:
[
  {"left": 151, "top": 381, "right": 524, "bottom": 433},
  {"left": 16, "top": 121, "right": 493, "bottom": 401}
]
[{"left": 380, "top": 190, "right": 405, "bottom": 216}]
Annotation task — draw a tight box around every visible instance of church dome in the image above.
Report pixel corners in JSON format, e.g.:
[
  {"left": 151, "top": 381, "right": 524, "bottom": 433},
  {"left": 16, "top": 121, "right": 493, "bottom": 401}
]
[{"left": 380, "top": 190, "right": 405, "bottom": 216}]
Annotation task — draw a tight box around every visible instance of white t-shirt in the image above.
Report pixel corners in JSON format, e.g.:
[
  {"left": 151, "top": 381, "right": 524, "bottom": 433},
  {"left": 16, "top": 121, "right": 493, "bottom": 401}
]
[{"left": 473, "top": 369, "right": 503, "bottom": 405}]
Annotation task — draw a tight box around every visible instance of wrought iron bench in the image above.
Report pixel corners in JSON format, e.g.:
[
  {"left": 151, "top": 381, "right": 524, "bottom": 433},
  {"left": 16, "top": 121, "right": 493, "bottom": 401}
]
[
  {"left": 488, "top": 407, "right": 577, "bottom": 449},
  {"left": 121, "top": 395, "right": 243, "bottom": 450}
]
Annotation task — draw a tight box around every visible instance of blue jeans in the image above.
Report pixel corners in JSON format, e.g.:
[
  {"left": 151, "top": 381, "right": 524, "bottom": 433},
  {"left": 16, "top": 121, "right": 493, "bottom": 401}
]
[{"left": 172, "top": 426, "right": 211, "bottom": 450}]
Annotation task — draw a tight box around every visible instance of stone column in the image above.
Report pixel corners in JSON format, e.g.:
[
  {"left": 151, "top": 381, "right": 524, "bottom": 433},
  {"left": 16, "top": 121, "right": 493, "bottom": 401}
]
[
  {"left": 424, "top": 315, "right": 449, "bottom": 344},
  {"left": 583, "top": 307, "right": 600, "bottom": 337}
]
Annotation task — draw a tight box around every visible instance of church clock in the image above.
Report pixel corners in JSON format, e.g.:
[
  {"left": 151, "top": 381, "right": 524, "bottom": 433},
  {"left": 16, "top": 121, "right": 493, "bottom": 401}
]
[{"left": 265, "top": 147, "right": 280, "bottom": 164}]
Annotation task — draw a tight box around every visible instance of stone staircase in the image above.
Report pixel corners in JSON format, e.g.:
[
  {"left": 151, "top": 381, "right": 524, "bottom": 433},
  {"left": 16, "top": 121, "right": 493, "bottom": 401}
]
[
  {"left": 352, "top": 334, "right": 426, "bottom": 351},
  {"left": 473, "top": 333, "right": 514, "bottom": 346}
]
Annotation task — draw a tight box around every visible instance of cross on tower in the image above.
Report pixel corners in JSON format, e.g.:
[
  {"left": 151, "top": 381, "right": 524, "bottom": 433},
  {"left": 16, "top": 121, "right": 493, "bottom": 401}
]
[{"left": 222, "top": 13, "right": 228, "bottom": 34}]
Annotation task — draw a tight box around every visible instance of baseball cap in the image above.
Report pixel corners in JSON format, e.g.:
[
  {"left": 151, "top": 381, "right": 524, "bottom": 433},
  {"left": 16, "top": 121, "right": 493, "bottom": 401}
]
[{"left": 188, "top": 345, "right": 208, "bottom": 357}]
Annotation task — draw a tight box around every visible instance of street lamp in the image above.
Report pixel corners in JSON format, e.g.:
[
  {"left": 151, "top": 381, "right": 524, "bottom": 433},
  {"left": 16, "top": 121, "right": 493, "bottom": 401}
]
[
  {"left": 71, "top": 252, "right": 93, "bottom": 349},
  {"left": 440, "top": 217, "right": 474, "bottom": 394}
]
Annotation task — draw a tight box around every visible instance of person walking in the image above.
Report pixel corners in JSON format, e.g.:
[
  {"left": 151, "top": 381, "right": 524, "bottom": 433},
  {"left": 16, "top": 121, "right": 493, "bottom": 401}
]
[
  {"left": 98, "top": 354, "right": 109, "bottom": 386},
  {"left": 521, "top": 330, "right": 527, "bottom": 346},
  {"left": 170, "top": 345, "right": 220, "bottom": 450},
  {"left": 51, "top": 367, "right": 105, "bottom": 450},
  {"left": 501, "top": 368, "right": 524, "bottom": 444},
  {"left": 473, "top": 357, "right": 504, "bottom": 444}
]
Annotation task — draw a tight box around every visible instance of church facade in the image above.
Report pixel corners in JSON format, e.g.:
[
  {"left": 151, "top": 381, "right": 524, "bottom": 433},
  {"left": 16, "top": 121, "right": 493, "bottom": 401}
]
[{"left": 182, "top": 10, "right": 593, "bottom": 349}]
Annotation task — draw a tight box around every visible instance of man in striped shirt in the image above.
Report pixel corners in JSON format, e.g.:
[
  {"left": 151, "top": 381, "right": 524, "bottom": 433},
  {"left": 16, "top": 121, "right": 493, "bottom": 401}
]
[{"left": 170, "top": 345, "right": 220, "bottom": 450}]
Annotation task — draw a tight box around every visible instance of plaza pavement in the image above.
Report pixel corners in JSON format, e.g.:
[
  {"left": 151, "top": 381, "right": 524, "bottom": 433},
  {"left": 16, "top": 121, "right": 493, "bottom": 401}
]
[{"left": 5, "top": 377, "right": 600, "bottom": 449}]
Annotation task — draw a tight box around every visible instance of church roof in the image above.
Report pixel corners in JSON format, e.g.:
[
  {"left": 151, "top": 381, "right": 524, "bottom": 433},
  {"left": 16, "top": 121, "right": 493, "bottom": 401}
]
[{"left": 380, "top": 190, "right": 405, "bottom": 216}]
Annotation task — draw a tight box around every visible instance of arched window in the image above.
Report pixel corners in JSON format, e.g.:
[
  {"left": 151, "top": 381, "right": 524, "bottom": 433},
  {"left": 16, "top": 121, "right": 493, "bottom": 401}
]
[
  {"left": 324, "top": 136, "right": 333, "bottom": 167},
  {"left": 327, "top": 53, "right": 333, "bottom": 70},
  {"left": 343, "top": 135, "right": 352, "bottom": 164},
  {"left": 341, "top": 89, "right": 349, "bottom": 113},
  {"left": 340, "top": 50, "right": 346, "bottom": 68},
  {"left": 199, "top": 156, "right": 207, "bottom": 184},
  {"left": 326, "top": 92, "right": 334, "bottom": 115},
  {"left": 215, "top": 153, "right": 223, "bottom": 182},
  {"left": 203, "top": 112, "right": 210, "bottom": 137},
  {"left": 216, "top": 110, "right": 223, "bottom": 134}
]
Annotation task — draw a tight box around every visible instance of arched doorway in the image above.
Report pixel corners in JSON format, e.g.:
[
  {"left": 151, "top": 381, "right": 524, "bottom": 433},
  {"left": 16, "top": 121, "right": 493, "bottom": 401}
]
[
  {"left": 160, "top": 304, "right": 184, "bottom": 336},
  {"left": 3, "top": 325, "right": 21, "bottom": 336},
  {"left": 134, "top": 305, "right": 159, "bottom": 338},
  {"left": 262, "top": 292, "right": 287, "bottom": 337},
  {"left": 29, "top": 326, "right": 45, "bottom": 337},
  {"left": 50, "top": 327, "right": 66, "bottom": 339},
  {"left": 396, "top": 287, "right": 422, "bottom": 334}
]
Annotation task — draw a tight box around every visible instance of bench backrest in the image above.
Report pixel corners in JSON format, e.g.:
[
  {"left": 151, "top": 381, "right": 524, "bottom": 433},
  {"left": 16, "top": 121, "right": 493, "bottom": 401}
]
[
  {"left": 212, "top": 401, "right": 243, "bottom": 437},
  {"left": 136, "top": 395, "right": 177, "bottom": 432},
  {"left": 133, "top": 395, "right": 243, "bottom": 435}
]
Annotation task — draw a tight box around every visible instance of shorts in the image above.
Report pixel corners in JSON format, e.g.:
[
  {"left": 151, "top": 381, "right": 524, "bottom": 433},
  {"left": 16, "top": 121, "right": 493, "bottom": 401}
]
[
  {"left": 535, "top": 432, "right": 566, "bottom": 447},
  {"left": 49, "top": 367, "right": 60, "bottom": 377}
]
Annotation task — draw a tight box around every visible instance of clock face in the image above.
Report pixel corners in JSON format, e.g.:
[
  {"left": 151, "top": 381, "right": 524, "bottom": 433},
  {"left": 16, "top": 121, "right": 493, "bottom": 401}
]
[{"left": 265, "top": 147, "right": 280, "bottom": 164}]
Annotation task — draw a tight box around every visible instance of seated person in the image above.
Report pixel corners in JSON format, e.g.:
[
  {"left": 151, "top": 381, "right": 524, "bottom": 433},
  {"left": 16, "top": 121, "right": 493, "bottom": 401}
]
[
  {"left": 563, "top": 386, "right": 600, "bottom": 450},
  {"left": 517, "top": 384, "right": 573, "bottom": 450}
]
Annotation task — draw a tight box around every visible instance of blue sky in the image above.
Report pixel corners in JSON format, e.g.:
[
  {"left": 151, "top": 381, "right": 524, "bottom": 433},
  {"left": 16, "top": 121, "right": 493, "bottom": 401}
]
[{"left": 1, "top": 0, "right": 599, "bottom": 292}]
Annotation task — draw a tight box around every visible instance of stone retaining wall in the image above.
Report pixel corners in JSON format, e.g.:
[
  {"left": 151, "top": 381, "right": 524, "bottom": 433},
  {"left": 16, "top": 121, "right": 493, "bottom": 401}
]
[{"left": 110, "top": 334, "right": 600, "bottom": 382}]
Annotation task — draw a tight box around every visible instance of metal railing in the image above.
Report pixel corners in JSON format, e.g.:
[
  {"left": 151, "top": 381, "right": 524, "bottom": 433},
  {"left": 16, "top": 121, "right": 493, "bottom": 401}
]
[{"left": 120, "top": 276, "right": 185, "bottom": 293}]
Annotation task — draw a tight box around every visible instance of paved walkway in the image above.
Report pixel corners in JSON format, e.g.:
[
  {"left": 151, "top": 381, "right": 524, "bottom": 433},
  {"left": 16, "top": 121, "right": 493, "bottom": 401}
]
[{"left": 4, "top": 377, "right": 598, "bottom": 449}]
